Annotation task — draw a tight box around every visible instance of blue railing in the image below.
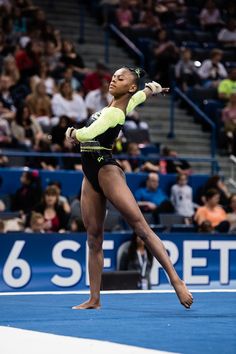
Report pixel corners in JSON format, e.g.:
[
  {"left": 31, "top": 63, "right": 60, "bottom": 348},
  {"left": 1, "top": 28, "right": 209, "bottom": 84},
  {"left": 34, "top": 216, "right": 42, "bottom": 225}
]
[
  {"left": 1, "top": 150, "right": 218, "bottom": 172},
  {"left": 168, "top": 86, "right": 217, "bottom": 174},
  {"left": 104, "top": 24, "right": 145, "bottom": 67}
]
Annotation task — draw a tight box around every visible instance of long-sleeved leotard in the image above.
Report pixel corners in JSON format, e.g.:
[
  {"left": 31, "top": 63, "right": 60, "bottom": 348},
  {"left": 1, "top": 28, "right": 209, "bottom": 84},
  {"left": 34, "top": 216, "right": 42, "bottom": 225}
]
[{"left": 75, "top": 90, "right": 146, "bottom": 192}]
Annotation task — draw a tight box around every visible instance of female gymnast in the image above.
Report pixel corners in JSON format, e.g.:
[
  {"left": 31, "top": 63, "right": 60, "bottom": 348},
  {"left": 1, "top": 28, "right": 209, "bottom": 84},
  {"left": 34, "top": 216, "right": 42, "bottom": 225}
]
[{"left": 65, "top": 66, "right": 193, "bottom": 310}]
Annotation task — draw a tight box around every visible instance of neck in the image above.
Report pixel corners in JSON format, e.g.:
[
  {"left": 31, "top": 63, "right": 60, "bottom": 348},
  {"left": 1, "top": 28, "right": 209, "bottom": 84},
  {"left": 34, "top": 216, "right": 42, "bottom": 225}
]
[{"left": 111, "top": 93, "right": 132, "bottom": 111}]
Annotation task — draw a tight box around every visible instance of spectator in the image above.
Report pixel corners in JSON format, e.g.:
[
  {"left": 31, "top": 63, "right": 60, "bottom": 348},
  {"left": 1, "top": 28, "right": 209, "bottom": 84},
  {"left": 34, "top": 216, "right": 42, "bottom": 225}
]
[
  {"left": 217, "top": 17, "right": 236, "bottom": 48},
  {"left": 135, "top": 172, "right": 173, "bottom": 222},
  {"left": 25, "top": 211, "right": 45, "bottom": 233},
  {"left": 170, "top": 174, "right": 195, "bottom": 223},
  {"left": 119, "top": 142, "right": 142, "bottom": 172},
  {"left": 221, "top": 93, "right": 236, "bottom": 154},
  {"left": 132, "top": 7, "right": 161, "bottom": 38},
  {"left": 11, "top": 104, "right": 43, "bottom": 149},
  {"left": 15, "top": 40, "right": 43, "bottom": 80},
  {"left": 194, "top": 188, "right": 230, "bottom": 233},
  {"left": 11, "top": 170, "right": 42, "bottom": 214},
  {"left": 199, "top": 175, "right": 231, "bottom": 207},
  {"left": 51, "top": 115, "right": 70, "bottom": 151},
  {"left": 218, "top": 68, "right": 236, "bottom": 102},
  {"left": 124, "top": 109, "right": 149, "bottom": 131},
  {"left": 51, "top": 81, "right": 87, "bottom": 124},
  {"left": 60, "top": 39, "right": 88, "bottom": 78},
  {"left": 119, "top": 232, "right": 153, "bottom": 289},
  {"left": 33, "top": 137, "right": 58, "bottom": 170},
  {"left": 30, "top": 60, "right": 56, "bottom": 97},
  {"left": 199, "top": 0, "right": 223, "bottom": 31},
  {"left": 116, "top": 0, "right": 133, "bottom": 29},
  {"left": 59, "top": 66, "right": 81, "bottom": 92},
  {"left": 227, "top": 194, "right": 236, "bottom": 232},
  {"left": 197, "top": 49, "right": 227, "bottom": 88},
  {"left": 0, "top": 74, "right": 16, "bottom": 120},
  {"left": 160, "top": 146, "right": 191, "bottom": 175},
  {"left": 85, "top": 77, "right": 112, "bottom": 116},
  {"left": 0, "top": 108, "right": 12, "bottom": 147},
  {"left": 25, "top": 80, "right": 53, "bottom": 129},
  {"left": 2, "top": 55, "right": 20, "bottom": 87},
  {"left": 151, "top": 29, "right": 179, "bottom": 86},
  {"left": 33, "top": 185, "right": 69, "bottom": 232},
  {"left": 83, "top": 61, "right": 111, "bottom": 94},
  {"left": 69, "top": 216, "right": 85, "bottom": 232},
  {"left": 48, "top": 180, "right": 71, "bottom": 213},
  {"left": 44, "top": 40, "right": 62, "bottom": 77},
  {"left": 175, "top": 48, "right": 198, "bottom": 92}
]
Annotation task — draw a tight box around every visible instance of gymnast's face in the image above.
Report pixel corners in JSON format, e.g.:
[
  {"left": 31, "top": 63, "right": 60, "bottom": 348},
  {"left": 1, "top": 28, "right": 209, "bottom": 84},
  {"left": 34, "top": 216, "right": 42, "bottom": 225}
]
[{"left": 109, "top": 68, "right": 137, "bottom": 97}]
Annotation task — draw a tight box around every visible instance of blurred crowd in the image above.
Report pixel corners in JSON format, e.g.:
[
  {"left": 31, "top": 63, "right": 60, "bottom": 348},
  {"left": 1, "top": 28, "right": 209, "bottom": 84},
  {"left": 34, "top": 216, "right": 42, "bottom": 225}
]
[{"left": 0, "top": 0, "right": 236, "bottom": 235}]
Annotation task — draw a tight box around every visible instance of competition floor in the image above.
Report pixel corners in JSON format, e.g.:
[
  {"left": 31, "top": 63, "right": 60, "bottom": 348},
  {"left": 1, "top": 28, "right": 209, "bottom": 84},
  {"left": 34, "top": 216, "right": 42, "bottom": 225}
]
[{"left": 0, "top": 290, "right": 236, "bottom": 354}]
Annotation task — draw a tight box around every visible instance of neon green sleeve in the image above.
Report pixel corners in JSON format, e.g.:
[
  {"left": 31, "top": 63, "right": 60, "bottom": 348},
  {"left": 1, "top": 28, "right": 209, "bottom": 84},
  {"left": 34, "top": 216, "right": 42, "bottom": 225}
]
[
  {"left": 126, "top": 90, "right": 146, "bottom": 114},
  {"left": 75, "top": 107, "right": 125, "bottom": 142}
]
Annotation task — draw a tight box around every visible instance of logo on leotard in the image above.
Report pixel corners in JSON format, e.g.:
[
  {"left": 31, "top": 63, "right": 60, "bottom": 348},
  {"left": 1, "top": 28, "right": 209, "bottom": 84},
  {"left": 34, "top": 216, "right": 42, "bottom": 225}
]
[{"left": 97, "top": 156, "right": 104, "bottom": 163}]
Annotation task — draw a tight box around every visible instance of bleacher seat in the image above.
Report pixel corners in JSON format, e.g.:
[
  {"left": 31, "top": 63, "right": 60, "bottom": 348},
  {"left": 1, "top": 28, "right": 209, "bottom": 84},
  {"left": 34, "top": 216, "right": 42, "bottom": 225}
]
[{"left": 170, "top": 224, "right": 197, "bottom": 233}]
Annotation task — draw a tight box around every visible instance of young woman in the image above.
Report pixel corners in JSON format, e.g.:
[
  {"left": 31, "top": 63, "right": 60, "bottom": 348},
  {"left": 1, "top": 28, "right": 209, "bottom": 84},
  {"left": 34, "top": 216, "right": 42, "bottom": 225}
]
[{"left": 66, "top": 66, "right": 193, "bottom": 310}]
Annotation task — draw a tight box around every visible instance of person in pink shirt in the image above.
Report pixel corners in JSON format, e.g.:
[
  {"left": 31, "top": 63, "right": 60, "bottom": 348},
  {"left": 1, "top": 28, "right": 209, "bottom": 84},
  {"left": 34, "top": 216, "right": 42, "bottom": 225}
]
[{"left": 195, "top": 188, "right": 229, "bottom": 233}]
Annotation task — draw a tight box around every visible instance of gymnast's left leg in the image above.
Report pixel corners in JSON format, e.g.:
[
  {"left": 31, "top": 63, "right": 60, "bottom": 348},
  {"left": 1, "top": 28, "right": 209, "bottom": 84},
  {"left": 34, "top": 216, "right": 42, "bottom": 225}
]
[{"left": 98, "top": 165, "right": 193, "bottom": 309}]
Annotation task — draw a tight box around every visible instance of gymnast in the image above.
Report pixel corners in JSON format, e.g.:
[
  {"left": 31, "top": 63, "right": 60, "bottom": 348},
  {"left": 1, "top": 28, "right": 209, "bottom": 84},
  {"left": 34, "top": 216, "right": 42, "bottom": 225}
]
[{"left": 65, "top": 66, "right": 193, "bottom": 310}]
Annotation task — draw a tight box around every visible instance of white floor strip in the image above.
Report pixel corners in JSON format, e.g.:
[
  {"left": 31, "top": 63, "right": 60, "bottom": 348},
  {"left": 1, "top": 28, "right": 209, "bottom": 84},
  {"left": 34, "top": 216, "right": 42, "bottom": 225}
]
[
  {"left": 0, "top": 289, "right": 236, "bottom": 296},
  {"left": 0, "top": 327, "right": 177, "bottom": 354}
]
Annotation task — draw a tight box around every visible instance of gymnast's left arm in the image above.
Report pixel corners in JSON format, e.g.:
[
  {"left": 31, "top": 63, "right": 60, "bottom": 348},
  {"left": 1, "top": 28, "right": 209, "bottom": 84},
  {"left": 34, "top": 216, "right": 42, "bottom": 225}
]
[{"left": 65, "top": 107, "right": 125, "bottom": 143}]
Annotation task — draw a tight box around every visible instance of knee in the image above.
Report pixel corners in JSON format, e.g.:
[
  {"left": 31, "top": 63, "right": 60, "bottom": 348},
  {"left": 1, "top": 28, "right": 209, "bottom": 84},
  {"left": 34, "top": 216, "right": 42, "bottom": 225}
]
[{"left": 87, "top": 234, "right": 103, "bottom": 253}]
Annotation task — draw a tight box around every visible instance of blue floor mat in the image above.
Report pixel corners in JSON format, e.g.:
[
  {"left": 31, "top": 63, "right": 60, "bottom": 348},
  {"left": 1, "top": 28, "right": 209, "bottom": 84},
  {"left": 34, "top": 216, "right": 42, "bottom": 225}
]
[{"left": 0, "top": 292, "right": 235, "bottom": 354}]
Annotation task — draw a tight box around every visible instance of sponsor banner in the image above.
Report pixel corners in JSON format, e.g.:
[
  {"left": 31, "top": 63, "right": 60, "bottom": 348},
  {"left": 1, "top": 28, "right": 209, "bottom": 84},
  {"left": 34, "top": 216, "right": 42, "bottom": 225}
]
[{"left": 0, "top": 232, "right": 236, "bottom": 292}]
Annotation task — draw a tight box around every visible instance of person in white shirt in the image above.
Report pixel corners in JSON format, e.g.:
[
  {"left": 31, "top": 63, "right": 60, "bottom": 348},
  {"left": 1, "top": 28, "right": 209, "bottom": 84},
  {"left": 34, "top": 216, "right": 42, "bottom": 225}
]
[
  {"left": 197, "top": 48, "right": 227, "bottom": 88},
  {"left": 52, "top": 81, "right": 87, "bottom": 123},
  {"left": 85, "top": 77, "right": 112, "bottom": 116},
  {"left": 217, "top": 18, "right": 236, "bottom": 48},
  {"left": 171, "top": 174, "right": 195, "bottom": 221}
]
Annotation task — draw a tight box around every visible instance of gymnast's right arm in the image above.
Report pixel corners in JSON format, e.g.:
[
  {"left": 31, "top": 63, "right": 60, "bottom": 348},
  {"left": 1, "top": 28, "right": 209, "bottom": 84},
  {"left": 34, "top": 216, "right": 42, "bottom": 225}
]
[{"left": 66, "top": 106, "right": 125, "bottom": 143}]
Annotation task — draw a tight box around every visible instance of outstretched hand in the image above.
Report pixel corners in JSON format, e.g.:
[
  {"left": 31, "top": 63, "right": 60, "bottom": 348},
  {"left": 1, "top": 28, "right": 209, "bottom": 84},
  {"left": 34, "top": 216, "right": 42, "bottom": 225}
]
[{"left": 145, "top": 81, "right": 170, "bottom": 96}]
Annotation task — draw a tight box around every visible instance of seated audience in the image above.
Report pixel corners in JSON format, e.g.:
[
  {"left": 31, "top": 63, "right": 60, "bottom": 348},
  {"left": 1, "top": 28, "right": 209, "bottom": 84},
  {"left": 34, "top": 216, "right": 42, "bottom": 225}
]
[
  {"left": 11, "top": 103, "right": 43, "bottom": 149},
  {"left": 135, "top": 172, "right": 174, "bottom": 222},
  {"left": 197, "top": 49, "right": 227, "bottom": 88},
  {"left": 51, "top": 81, "right": 87, "bottom": 124},
  {"left": 199, "top": 0, "right": 224, "bottom": 31},
  {"left": 33, "top": 185, "right": 69, "bottom": 232},
  {"left": 25, "top": 212, "right": 45, "bottom": 233},
  {"left": 175, "top": 48, "right": 198, "bottom": 92},
  {"left": 199, "top": 175, "right": 231, "bottom": 207},
  {"left": 11, "top": 170, "right": 42, "bottom": 214},
  {"left": 30, "top": 60, "right": 56, "bottom": 97},
  {"left": 85, "top": 77, "right": 112, "bottom": 116},
  {"left": 194, "top": 188, "right": 230, "bottom": 233},
  {"left": 170, "top": 174, "right": 195, "bottom": 223},
  {"left": 83, "top": 61, "right": 111, "bottom": 94},
  {"left": 217, "top": 18, "right": 236, "bottom": 48}
]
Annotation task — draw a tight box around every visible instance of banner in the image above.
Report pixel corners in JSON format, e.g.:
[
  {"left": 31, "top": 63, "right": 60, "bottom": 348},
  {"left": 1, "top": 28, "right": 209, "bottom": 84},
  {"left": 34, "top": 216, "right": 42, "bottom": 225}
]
[{"left": 0, "top": 232, "right": 236, "bottom": 292}]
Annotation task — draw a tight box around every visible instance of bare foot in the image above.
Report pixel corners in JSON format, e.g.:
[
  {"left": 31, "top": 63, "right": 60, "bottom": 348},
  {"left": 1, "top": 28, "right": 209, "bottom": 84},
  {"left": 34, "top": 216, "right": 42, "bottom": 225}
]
[
  {"left": 72, "top": 299, "right": 101, "bottom": 310},
  {"left": 172, "top": 280, "right": 193, "bottom": 309}
]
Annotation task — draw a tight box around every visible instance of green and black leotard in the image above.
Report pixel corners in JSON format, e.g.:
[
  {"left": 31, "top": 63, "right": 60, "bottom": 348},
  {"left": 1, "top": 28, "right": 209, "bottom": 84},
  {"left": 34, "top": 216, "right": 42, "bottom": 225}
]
[{"left": 75, "top": 90, "right": 146, "bottom": 192}]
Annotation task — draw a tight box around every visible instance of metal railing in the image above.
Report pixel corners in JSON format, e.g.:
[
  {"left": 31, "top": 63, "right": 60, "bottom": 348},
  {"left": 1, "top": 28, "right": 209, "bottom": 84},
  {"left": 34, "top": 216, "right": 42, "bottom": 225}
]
[
  {"left": 104, "top": 24, "right": 145, "bottom": 67},
  {"left": 0, "top": 150, "right": 217, "bottom": 173},
  {"left": 169, "top": 86, "right": 218, "bottom": 174},
  {"left": 229, "top": 155, "right": 236, "bottom": 188}
]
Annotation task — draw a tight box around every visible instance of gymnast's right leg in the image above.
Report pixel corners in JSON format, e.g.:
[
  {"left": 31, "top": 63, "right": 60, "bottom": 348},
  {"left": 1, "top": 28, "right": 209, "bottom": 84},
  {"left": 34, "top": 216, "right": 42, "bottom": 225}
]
[{"left": 72, "top": 177, "right": 106, "bottom": 310}]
